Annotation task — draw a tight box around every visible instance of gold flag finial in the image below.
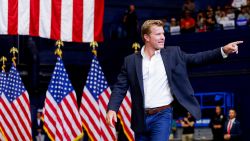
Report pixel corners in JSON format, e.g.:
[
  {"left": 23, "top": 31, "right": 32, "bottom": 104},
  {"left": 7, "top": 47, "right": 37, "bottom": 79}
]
[
  {"left": 90, "top": 41, "right": 98, "bottom": 56},
  {"left": 10, "top": 47, "right": 18, "bottom": 66},
  {"left": 0, "top": 56, "right": 7, "bottom": 72},
  {"left": 132, "top": 42, "right": 140, "bottom": 53},
  {"left": 54, "top": 40, "right": 63, "bottom": 58}
]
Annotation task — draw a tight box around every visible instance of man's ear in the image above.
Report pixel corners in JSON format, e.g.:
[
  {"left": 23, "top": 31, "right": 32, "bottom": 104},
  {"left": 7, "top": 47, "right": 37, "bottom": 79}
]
[{"left": 144, "top": 34, "right": 149, "bottom": 42}]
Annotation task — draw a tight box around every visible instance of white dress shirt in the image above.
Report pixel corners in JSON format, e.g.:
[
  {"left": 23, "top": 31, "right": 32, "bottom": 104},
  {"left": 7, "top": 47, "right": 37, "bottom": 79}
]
[
  {"left": 227, "top": 118, "right": 235, "bottom": 132},
  {"left": 141, "top": 46, "right": 228, "bottom": 108},
  {"left": 141, "top": 46, "right": 173, "bottom": 108}
]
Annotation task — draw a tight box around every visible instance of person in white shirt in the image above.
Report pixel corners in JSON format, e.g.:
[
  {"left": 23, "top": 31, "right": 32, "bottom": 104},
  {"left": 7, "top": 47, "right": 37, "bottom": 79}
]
[{"left": 106, "top": 20, "right": 243, "bottom": 141}]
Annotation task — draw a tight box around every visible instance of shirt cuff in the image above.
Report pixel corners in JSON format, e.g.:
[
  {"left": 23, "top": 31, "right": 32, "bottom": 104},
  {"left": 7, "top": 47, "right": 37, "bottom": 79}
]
[{"left": 221, "top": 47, "right": 228, "bottom": 58}]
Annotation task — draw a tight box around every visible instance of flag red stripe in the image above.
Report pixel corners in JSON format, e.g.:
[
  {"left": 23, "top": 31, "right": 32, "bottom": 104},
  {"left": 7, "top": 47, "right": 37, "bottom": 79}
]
[
  {"left": 44, "top": 121, "right": 55, "bottom": 139},
  {"left": 0, "top": 114, "right": 16, "bottom": 140},
  {"left": 67, "top": 93, "right": 82, "bottom": 131},
  {"left": 55, "top": 114, "right": 64, "bottom": 140},
  {"left": 120, "top": 103, "right": 131, "bottom": 121},
  {"left": 11, "top": 102, "right": 31, "bottom": 140},
  {"left": 8, "top": 0, "right": 18, "bottom": 34},
  {"left": 80, "top": 103, "right": 101, "bottom": 135},
  {"left": 29, "top": 0, "right": 40, "bottom": 36},
  {"left": 81, "top": 116, "right": 98, "bottom": 141},
  {"left": 50, "top": 0, "right": 62, "bottom": 40},
  {"left": 94, "top": 0, "right": 104, "bottom": 41},
  {"left": 0, "top": 122, "right": 11, "bottom": 141},
  {"left": 0, "top": 98, "right": 17, "bottom": 141},
  {"left": 124, "top": 96, "right": 132, "bottom": 106},
  {"left": 99, "top": 92, "right": 116, "bottom": 140},
  {"left": 56, "top": 110, "right": 71, "bottom": 140},
  {"left": 58, "top": 103, "right": 77, "bottom": 138},
  {"left": 82, "top": 92, "right": 99, "bottom": 116},
  {"left": 17, "top": 94, "right": 31, "bottom": 126},
  {"left": 118, "top": 113, "right": 134, "bottom": 140},
  {"left": 1, "top": 100, "right": 24, "bottom": 140},
  {"left": 72, "top": 0, "right": 83, "bottom": 42}
]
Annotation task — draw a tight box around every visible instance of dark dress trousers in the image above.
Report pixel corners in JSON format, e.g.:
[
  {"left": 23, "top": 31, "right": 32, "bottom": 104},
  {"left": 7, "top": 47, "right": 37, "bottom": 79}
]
[{"left": 108, "top": 46, "right": 223, "bottom": 133}]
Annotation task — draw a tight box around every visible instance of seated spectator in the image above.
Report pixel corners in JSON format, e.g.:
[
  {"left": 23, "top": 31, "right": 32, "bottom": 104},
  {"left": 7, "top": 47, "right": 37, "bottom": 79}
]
[
  {"left": 232, "top": 0, "right": 247, "bottom": 10},
  {"left": 216, "top": 10, "right": 230, "bottom": 25},
  {"left": 236, "top": 6, "right": 250, "bottom": 26},
  {"left": 225, "top": 5, "right": 236, "bottom": 20},
  {"left": 180, "top": 10, "right": 196, "bottom": 33},
  {"left": 162, "top": 17, "right": 170, "bottom": 33},
  {"left": 170, "top": 18, "right": 181, "bottom": 35},
  {"left": 215, "top": 6, "right": 222, "bottom": 21},
  {"left": 206, "top": 8, "right": 217, "bottom": 31},
  {"left": 196, "top": 11, "right": 207, "bottom": 32},
  {"left": 182, "top": 0, "right": 196, "bottom": 13}
]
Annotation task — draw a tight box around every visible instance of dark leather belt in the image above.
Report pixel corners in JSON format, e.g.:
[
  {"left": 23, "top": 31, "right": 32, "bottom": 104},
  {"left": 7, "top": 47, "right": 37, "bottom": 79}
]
[{"left": 145, "top": 104, "right": 172, "bottom": 115}]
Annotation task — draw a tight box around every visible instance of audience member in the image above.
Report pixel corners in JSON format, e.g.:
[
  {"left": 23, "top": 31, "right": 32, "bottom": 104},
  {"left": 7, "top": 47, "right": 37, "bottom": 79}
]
[
  {"left": 232, "top": 0, "right": 247, "bottom": 10},
  {"left": 237, "top": 6, "right": 250, "bottom": 26},
  {"left": 196, "top": 11, "right": 207, "bottom": 32},
  {"left": 206, "top": 7, "right": 217, "bottom": 31},
  {"left": 209, "top": 106, "right": 226, "bottom": 141},
  {"left": 123, "top": 4, "right": 138, "bottom": 41},
  {"left": 169, "top": 119, "right": 177, "bottom": 140},
  {"left": 180, "top": 10, "right": 196, "bottom": 33},
  {"left": 224, "top": 109, "right": 241, "bottom": 141},
  {"left": 32, "top": 109, "right": 46, "bottom": 141},
  {"left": 182, "top": 0, "right": 196, "bottom": 13},
  {"left": 181, "top": 112, "right": 195, "bottom": 141}
]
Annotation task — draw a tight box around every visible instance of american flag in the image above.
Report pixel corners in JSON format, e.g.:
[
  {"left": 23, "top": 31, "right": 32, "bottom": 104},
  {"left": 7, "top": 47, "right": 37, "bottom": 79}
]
[
  {"left": 118, "top": 91, "right": 135, "bottom": 141},
  {"left": 0, "top": 71, "right": 7, "bottom": 140},
  {"left": 0, "top": 65, "right": 32, "bottom": 141},
  {"left": 0, "top": 0, "right": 104, "bottom": 42},
  {"left": 42, "top": 57, "right": 83, "bottom": 140},
  {"left": 79, "top": 56, "right": 117, "bottom": 141}
]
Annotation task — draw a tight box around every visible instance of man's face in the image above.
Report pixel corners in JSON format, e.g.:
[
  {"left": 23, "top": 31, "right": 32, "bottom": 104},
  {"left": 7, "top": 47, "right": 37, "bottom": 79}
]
[
  {"left": 216, "top": 106, "right": 221, "bottom": 115},
  {"left": 229, "top": 110, "right": 236, "bottom": 119},
  {"left": 145, "top": 25, "right": 165, "bottom": 50}
]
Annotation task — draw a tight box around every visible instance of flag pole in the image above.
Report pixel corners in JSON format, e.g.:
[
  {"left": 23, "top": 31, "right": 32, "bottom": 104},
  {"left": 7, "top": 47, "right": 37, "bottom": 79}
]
[
  {"left": 10, "top": 47, "right": 18, "bottom": 67},
  {"left": 0, "top": 56, "right": 7, "bottom": 72},
  {"left": 90, "top": 41, "right": 98, "bottom": 56},
  {"left": 55, "top": 40, "right": 63, "bottom": 58}
]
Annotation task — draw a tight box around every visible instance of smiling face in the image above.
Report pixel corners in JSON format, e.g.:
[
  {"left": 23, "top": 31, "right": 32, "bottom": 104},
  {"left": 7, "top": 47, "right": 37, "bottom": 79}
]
[{"left": 144, "top": 25, "right": 165, "bottom": 50}]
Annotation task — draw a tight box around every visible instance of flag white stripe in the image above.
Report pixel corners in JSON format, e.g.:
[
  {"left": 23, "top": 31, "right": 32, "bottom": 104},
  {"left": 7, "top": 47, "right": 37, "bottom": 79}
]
[
  {"left": 13, "top": 98, "right": 31, "bottom": 135},
  {"left": 1, "top": 95, "right": 22, "bottom": 140},
  {"left": 83, "top": 0, "right": 94, "bottom": 42},
  {"left": 57, "top": 107, "right": 73, "bottom": 140},
  {"left": 0, "top": 0, "right": 8, "bottom": 34},
  {"left": 61, "top": 0, "right": 73, "bottom": 41},
  {"left": 39, "top": 0, "right": 51, "bottom": 38},
  {"left": 0, "top": 116, "right": 14, "bottom": 141},
  {"left": 19, "top": 92, "right": 31, "bottom": 121},
  {"left": 63, "top": 94, "right": 81, "bottom": 134},
  {"left": 18, "top": 0, "right": 30, "bottom": 34},
  {"left": 60, "top": 101, "right": 75, "bottom": 138},
  {"left": 79, "top": 107, "right": 101, "bottom": 140},
  {"left": 80, "top": 96, "right": 100, "bottom": 127}
]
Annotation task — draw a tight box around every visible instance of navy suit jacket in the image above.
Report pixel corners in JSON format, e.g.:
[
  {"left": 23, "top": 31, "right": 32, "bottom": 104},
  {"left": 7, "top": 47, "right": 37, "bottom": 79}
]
[
  {"left": 108, "top": 46, "right": 223, "bottom": 133},
  {"left": 224, "top": 119, "right": 241, "bottom": 141}
]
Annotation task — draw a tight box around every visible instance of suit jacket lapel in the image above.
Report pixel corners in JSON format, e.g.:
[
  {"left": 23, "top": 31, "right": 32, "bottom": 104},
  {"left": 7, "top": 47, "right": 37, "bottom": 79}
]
[
  {"left": 161, "top": 49, "right": 172, "bottom": 80},
  {"left": 135, "top": 53, "right": 144, "bottom": 96}
]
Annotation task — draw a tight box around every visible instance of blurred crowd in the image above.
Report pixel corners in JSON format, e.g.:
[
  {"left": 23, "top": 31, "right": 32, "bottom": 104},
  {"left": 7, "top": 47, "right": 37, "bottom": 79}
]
[{"left": 163, "top": 0, "right": 250, "bottom": 35}]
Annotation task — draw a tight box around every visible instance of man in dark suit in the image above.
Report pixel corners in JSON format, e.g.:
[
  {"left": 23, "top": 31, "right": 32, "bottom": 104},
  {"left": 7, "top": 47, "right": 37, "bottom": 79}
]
[
  {"left": 106, "top": 20, "right": 243, "bottom": 141},
  {"left": 32, "top": 109, "right": 45, "bottom": 141},
  {"left": 224, "top": 109, "right": 241, "bottom": 141}
]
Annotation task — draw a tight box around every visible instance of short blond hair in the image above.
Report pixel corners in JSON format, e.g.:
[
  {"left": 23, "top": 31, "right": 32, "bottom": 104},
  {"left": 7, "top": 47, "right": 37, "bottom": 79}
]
[{"left": 141, "top": 20, "right": 164, "bottom": 42}]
